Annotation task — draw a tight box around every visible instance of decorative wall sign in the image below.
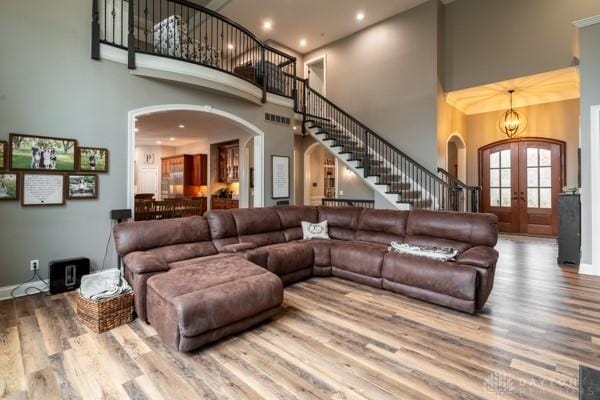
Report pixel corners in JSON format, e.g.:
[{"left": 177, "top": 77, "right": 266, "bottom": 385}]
[
  {"left": 78, "top": 147, "right": 109, "bottom": 172},
  {"left": 22, "top": 173, "right": 65, "bottom": 206},
  {"left": 143, "top": 152, "right": 155, "bottom": 164},
  {"left": 67, "top": 174, "right": 99, "bottom": 199},
  {"left": 272, "top": 155, "right": 290, "bottom": 199},
  {"left": 0, "top": 172, "right": 19, "bottom": 201},
  {"left": 9, "top": 133, "right": 77, "bottom": 171},
  {"left": 0, "top": 141, "right": 7, "bottom": 170}
]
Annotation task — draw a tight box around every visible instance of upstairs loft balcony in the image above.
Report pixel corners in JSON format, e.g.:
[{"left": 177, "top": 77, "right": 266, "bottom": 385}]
[{"left": 92, "top": 0, "right": 297, "bottom": 107}]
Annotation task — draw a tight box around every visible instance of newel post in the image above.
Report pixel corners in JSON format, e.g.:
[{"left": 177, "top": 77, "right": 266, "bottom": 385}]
[
  {"left": 127, "top": 0, "right": 136, "bottom": 69},
  {"left": 91, "top": 0, "right": 100, "bottom": 60}
]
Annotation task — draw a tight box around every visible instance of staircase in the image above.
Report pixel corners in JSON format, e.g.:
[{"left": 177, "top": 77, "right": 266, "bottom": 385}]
[{"left": 295, "top": 79, "right": 480, "bottom": 211}]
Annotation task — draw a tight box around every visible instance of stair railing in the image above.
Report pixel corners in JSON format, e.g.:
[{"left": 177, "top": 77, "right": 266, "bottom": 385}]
[
  {"left": 437, "top": 168, "right": 481, "bottom": 212},
  {"left": 296, "top": 77, "right": 453, "bottom": 211},
  {"left": 92, "top": 0, "right": 296, "bottom": 101}
]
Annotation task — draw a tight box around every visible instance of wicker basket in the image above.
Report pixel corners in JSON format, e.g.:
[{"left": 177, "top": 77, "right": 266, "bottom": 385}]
[{"left": 77, "top": 292, "right": 134, "bottom": 333}]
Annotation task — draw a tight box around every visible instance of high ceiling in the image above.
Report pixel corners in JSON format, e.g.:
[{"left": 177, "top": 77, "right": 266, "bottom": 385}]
[
  {"left": 446, "top": 67, "right": 580, "bottom": 115},
  {"left": 135, "top": 110, "right": 250, "bottom": 146},
  {"left": 213, "top": 0, "right": 449, "bottom": 54}
]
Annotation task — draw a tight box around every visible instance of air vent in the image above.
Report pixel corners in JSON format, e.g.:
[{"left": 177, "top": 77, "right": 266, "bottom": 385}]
[{"left": 265, "top": 113, "right": 291, "bottom": 126}]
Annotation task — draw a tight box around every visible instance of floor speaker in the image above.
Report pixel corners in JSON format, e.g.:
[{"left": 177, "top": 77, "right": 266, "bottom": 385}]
[{"left": 49, "top": 257, "right": 90, "bottom": 294}]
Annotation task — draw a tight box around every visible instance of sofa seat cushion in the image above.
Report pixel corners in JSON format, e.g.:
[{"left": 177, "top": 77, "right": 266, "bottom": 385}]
[
  {"left": 404, "top": 235, "right": 472, "bottom": 254},
  {"left": 382, "top": 252, "right": 477, "bottom": 301},
  {"left": 168, "top": 253, "right": 236, "bottom": 269},
  {"left": 147, "top": 256, "right": 283, "bottom": 338},
  {"left": 330, "top": 241, "right": 387, "bottom": 278},
  {"left": 246, "top": 242, "right": 314, "bottom": 276},
  {"left": 294, "top": 239, "right": 336, "bottom": 267}
]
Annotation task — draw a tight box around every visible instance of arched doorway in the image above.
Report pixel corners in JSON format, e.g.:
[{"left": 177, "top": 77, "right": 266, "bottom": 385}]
[
  {"left": 304, "top": 142, "right": 338, "bottom": 206},
  {"left": 127, "top": 104, "right": 264, "bottom": 212},
  {"left": 479, "top": 137, "right": 565, "bottom": 236},
  {"left": 446, "top": 133, "right": 467, "bottom": 182}
]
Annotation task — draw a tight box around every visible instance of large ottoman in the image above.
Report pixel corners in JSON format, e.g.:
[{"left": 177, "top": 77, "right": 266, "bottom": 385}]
[{"left": 146, "top": 256, "right": 283, "bottom": 351}]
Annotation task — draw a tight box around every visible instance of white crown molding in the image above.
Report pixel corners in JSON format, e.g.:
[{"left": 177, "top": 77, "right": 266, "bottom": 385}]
[{"left": 574, "top": 15, "right": 600, "bottom": 28}]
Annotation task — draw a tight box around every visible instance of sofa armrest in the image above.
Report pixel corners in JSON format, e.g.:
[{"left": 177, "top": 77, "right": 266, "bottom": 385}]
[
  {"left": 456, "top": 246, "right": 498, "bottom": 269},
  {"left": 220, "top": 243, "right": 258, "bottom": 253},
  {"left": 124, "top": 252, "right": 169, "bottom": 274}
]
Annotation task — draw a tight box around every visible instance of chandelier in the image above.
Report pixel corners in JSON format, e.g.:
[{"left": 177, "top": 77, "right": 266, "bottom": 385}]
[{"left": 498, "top": 90, "right": 524, "bottom": 138}]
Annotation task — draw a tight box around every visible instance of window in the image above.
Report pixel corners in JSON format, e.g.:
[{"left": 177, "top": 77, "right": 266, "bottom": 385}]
[
  {"left": 526, "top": 147, "right": 552, "bottom": 209},
  {"left": 489, "top": 149, "right": 511, "bottom": 207}
]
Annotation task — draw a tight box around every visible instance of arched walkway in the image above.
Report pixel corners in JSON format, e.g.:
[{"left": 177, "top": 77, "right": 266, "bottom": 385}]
[
  {"left": 446, "top": 132, "right": 467, "bottom": 182},
  {"left": 127, "top": 104, "right": 264, "bottom": 211}
]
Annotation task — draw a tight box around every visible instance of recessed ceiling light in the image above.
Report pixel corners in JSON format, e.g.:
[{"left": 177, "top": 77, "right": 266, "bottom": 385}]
[
  {"left": 227, "top": 43, "right": 234, "bottom": 50},
  {"left": 178, "top": 124, "right": 185, "bottom": 128},
  {"left": 299, "top": 38, "right": 307, "bottom": 47},
  {"left": 263, "top": 20, "right": 273, "bottom": 31},
  {"left": 156, "top": 140, "right": 162, "bottom": 144},
  {"left": 169, "top": 137, "right": 175, "bottom": 141},
  {"left": 356, "top": 12, "right": 365, "bottom": 21},
  {"left": 293, "top": 126, "right": 297, "bottom": 131}
]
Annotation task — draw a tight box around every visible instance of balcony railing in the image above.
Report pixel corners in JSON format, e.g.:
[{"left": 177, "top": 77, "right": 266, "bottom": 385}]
[
  {"left": 321, "top": 198, "right": 375, "bottom": 208},
  {"left": 437, "top": 167, "right": 481, "bottom": 212},
  {"left": 92, "top": 0, "right": 296, "bottom": 101}
]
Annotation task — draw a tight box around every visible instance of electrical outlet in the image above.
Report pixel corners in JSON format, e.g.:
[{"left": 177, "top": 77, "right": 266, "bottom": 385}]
[{"left": 30, "top": 259, "right": 40, "bottom": 271}]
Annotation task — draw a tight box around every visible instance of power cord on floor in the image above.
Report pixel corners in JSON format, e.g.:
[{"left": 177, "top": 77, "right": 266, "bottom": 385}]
[{"left": 10, "top": 269, "right": 50, "bottom": 298}]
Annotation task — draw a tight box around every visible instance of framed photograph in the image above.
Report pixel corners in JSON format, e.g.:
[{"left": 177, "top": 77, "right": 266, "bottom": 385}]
[
  {"left": 272, "top": 155, "right": 290, "bottom": 199},
  {"left": 143, "top": 152, "right": 155, "bottom": 164},
  {"left": 9, "top": 133, "right": 77, "bottom": 171},
  {"left": 0, "top": 141, "right": 7, "bottom": 170},
  {"left": 0, "top": 172, "right": 19, "bottom": 201},
  {"left": 78, "top": 147, "right": 109, "bottom": 172},
  {"left": 67, "top": 174, "right": 99, "bottom": 199},
  {"left": 21, "top": 172, "right": 65, "bottom": 206}
]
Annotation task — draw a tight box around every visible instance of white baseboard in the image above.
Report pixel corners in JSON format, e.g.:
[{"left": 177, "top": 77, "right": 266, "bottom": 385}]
[
  {"left": 0, "top": 280, "right": 48, "bottom": 300},
  {"left": 0, "top": 268, "right": 120, "bottom": 301},
  {"left": 579, "top": 263, "right": 600, "bottom": 276}
]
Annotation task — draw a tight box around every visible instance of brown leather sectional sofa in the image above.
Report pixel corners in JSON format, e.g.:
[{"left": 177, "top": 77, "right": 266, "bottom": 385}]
[{"left": 114, "top": 206, "right": 498, "bottom": 351}]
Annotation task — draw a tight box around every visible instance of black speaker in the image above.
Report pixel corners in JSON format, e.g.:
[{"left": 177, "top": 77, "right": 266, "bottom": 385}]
[
  {"left": 49, "top": 257, "right": 90, "bottom": 294},
  {"left": 110, "top": 209, "right": 132, "bottom": 221}
]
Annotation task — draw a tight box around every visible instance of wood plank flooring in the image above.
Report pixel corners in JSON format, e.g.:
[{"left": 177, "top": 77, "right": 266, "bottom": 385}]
[{"left": 1, "top": 236, "right": 600, "bottom": 399}]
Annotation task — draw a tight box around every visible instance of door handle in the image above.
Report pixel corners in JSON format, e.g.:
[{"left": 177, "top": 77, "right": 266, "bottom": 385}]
[
  {"left": 511, "top": 191, "right": 519, "bottom": 200},
  {"left": 520, "top": 191, "right": 525, "bottom": 201}
]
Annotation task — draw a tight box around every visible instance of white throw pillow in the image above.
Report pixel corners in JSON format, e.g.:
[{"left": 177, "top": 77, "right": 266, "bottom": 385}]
[{"left": 301, "top": 221, "right": 330, "bottom": 240}]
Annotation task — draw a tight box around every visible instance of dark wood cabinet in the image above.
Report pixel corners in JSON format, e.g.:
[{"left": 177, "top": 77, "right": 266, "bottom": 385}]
[
  {"left": 211, "top": 196, "right": 239, "bottom": 210},
  {"left": 218, "top": 142, "right": 239, "bottom": 183},
  {"left": 161, "top": 154, "right": 207, "bottom": 198}
]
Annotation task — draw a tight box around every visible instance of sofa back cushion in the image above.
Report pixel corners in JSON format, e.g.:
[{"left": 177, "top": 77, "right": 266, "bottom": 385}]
[
  {"left": 406, "top": 209, "right": 498, "bottom": 247},
  {"left": 205, "top": 210, "right": 239, "bottom": 250},
  {"left": 114, "top": 216, "right": 216, "bottom": 258},
  {"left": 356, "top": 209, "right": 409, "bottom": 245},
  {"left": 318, "top": 206, "right": 362, "bottom": 241},
  {"left": 274, "top": 206, "right": 319, "bottom": 241},
  {"left": 230, "top": 208, "right": 285, "bottom": 247}
]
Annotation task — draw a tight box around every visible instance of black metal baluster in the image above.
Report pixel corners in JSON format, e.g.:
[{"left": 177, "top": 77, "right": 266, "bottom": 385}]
[
  {"left": 128, "top": 0, "right": 136, "bottom": 68},
  {"left": 91, "top": 0, "right": 100, "bottom": 59}
]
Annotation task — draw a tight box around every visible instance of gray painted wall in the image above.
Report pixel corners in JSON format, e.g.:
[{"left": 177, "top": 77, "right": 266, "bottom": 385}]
[
  {"left": 302, "top": 1, "right": 441, "bottom": 172},
  {"left": 579, "top": 22, "right": 600, "bottom": 265},
  {"left": 0, "top": 0, "right": 294, "bottom": 287},
  {"left": 444, "top": 0, "right": 600, "bottom": 91}
]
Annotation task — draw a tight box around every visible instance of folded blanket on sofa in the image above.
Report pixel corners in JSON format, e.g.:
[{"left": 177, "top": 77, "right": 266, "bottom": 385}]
[{"left": 388, "top": 241, "right": 459, "bottom": 262}]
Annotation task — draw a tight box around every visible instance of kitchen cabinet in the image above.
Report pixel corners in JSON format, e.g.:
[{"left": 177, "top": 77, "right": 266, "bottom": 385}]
[
  {"left": 161, "top": 154, "right": 207, "bottom": 198},
  {"left": 211, "top": 196, "right": 239, "bottom": 210},
  {"left": 218, "top": 142, "right": 239, "bottom": 183}
]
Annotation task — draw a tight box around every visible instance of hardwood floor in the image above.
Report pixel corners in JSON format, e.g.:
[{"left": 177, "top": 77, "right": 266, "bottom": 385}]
[{"left": 1, "top": 236, "right": 600, "bottom": 399}]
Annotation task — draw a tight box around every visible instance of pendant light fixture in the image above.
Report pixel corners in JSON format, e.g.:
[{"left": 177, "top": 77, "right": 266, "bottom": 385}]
[{"left": 498, "top": 90, "right": 524, "bottom": 138}]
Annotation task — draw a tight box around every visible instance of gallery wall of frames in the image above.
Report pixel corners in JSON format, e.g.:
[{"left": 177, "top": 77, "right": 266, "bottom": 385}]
[{"left": 0, "top": 133, "right": 108, "bottom": 206}]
